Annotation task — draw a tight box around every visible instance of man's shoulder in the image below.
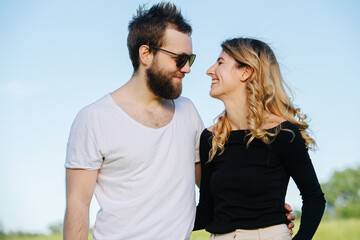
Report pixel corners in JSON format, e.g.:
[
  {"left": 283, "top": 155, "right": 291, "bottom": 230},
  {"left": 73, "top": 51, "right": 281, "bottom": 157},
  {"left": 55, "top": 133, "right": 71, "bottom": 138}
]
[
  {"left": 174, "top": 96, "right": 204, "bottom": 127},
  {"left": 80, "top": 94, "right": 111, "bottom": 112},
  {"left": 175, "top": 96, "right": 199, "bottom": 116},
  {"left": 174, "top": 96, "right": 196, "bottom": 108},
  {"left": 74, "top": 94, "right": 112, "bottom": 121}
]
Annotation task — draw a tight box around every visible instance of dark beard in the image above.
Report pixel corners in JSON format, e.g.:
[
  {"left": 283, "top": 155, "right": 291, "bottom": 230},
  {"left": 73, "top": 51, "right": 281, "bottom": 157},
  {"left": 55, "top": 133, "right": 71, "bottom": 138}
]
[{"left": 146, "top": 62, "right": 183, "bottom": 100}]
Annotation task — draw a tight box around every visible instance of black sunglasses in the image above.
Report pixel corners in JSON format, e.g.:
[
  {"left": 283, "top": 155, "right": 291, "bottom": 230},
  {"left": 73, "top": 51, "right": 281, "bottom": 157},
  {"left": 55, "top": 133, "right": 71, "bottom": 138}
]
[{"left": 148, "top": 45, "right": 196, "bottom": 68}]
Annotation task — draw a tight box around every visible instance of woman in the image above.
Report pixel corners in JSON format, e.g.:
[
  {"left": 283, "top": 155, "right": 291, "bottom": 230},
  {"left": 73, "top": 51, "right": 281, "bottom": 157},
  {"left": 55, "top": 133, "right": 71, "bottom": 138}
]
[{"left": 194, "top": 38, "right": 325, "bottom": 240}]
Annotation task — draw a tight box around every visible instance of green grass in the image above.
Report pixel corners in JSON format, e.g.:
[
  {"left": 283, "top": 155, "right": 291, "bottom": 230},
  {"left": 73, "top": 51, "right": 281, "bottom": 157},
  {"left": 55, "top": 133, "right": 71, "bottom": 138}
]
[
  {"left": 306, "top": 218, "right": 360, "bottom": 240},
  {"left": 190, "top": 229, "right": 210, "bottom": 240},
  {"left": 3, "top": 219, "right": 360, "bottom": 240}
]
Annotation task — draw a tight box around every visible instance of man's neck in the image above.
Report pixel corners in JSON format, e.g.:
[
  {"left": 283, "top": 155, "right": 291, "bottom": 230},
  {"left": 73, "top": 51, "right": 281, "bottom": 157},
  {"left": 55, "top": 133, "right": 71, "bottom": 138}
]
[
  {"left": 113, "top": 72, "right": 167, "bottom": 106},
  {"left": 109, "top": 74, "right": 175, "bottom": 129}
]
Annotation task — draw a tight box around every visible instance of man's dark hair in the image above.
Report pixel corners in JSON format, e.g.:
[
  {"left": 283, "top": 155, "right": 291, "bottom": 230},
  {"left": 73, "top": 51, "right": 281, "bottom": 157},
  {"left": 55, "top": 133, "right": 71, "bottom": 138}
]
[{"left": 127, "top": 2, "right": 192, "bottom": 72}]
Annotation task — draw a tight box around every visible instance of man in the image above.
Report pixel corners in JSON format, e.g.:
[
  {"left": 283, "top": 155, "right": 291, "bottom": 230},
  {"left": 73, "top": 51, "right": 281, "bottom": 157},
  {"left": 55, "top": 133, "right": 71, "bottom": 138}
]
[
  {"left": 64, "top": 3, "right": 294, "bottom": 240},
  {"left": 64, "top": 3, "right": 203, "bottom": 240}
]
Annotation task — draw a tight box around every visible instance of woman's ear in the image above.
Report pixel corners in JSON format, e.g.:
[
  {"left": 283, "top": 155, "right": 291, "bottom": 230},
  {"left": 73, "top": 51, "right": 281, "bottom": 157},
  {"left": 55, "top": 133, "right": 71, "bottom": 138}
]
[
  {"left": 239, "top": 66, "right": 254, "bottom": 82},
  {"left": 139, "top": 45, "right": 153, "bottom": 67}
]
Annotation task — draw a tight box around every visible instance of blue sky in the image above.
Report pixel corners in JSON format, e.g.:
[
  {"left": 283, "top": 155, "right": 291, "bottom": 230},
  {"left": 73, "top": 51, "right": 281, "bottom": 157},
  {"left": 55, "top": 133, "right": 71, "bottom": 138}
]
[{"left": 1, "top": 0, "right": 359, "bottom": 234}]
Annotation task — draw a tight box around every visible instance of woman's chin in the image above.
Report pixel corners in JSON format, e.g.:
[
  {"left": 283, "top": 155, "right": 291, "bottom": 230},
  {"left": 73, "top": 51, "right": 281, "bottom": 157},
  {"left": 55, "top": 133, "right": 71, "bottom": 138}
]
[{"left": 209, "top": 90, "right": 220, "bottom": 100}]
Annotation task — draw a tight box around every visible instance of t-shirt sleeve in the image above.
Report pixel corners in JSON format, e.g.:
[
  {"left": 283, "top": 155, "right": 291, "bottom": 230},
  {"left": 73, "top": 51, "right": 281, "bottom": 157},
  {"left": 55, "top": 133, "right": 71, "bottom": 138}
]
[
  {"left": 65, "top": 107, "right": 104, "bottom": 170},
  {"left": 195, "top": 118, "right": 205, "bottom": 163},
  {"left": 276, "top": 123, "right": 326, "bottom": 240},
  {"left": 189, "top": 101, "right": 204, "bottom": 163}
]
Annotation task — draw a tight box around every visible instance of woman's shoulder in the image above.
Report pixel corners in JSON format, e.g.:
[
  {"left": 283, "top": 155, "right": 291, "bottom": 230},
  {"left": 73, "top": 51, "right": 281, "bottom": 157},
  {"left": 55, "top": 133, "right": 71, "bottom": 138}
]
[
  {"left": 262, "top": 114, "right": 286, "bottom": 129},
  {"left": 272, "top": 121, "right": 306, "bottom": 150},
  {"left": 200, "top": 125, "right": 214, "bottom": 146},
  {"left": 264, "top": 114, "right": 299, "bottom": 133},
  {"left": 276, "top": 119, "right": 303, "bottom": 138},
  {"left": 201, "top": 125, "right": 214, "bottom": 138},
  {"left": 206, "top": 125, "right": 215, "bottom": 132}
]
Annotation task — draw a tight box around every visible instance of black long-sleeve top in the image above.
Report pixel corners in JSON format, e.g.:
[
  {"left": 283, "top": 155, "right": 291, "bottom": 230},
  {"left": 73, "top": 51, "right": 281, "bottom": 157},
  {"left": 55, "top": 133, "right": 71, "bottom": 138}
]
[{"left": 194, "top": 121, "right": 325, "bottom": 240}]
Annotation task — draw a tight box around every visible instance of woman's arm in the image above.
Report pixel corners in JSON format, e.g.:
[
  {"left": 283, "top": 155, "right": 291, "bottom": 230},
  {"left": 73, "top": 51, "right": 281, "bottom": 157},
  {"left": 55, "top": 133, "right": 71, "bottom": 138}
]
[
  {"left": 279, "top": 123, "right": 326, "bottom": 240},
  {"left": 193, "top": 130, "right": 215, "bottom": 231}
]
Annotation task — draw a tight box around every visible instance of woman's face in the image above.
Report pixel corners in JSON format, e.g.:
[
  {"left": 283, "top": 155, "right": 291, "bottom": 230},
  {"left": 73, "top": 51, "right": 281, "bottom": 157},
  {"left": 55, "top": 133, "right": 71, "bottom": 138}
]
[{"left": 206, "top": 51, "right": 245, "bottom": 100}]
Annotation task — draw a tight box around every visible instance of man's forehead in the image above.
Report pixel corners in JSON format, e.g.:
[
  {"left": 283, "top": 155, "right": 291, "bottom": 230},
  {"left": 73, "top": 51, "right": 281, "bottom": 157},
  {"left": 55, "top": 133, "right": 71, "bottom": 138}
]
[{"left": 162, "top": 28, "right": 193, "bottom": 53}]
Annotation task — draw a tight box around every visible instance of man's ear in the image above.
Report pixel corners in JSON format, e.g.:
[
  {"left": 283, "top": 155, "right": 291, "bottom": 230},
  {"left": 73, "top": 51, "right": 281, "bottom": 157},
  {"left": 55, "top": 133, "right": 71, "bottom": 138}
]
[
  {"left": 139, "top": 45, "right": 153, "bottom": 67},
  {"left": 240, "top": 66, "right": 254, "bottom": 82}
]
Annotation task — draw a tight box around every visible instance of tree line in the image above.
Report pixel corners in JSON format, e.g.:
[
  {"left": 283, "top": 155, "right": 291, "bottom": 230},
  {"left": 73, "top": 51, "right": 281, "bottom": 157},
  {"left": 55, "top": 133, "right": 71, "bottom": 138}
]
[
  {"left": 322, "top": 166, "right": 360, "bottom": 219},
  {"left": 0, "top": 221, "right": 62, "bottom": 239}
]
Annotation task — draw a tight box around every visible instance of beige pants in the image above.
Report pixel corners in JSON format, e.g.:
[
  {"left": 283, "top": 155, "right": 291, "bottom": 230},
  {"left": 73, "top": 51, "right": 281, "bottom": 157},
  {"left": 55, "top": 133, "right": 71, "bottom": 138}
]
[{"left": 209, "top": 224, "right": 291, "bottom": 240}]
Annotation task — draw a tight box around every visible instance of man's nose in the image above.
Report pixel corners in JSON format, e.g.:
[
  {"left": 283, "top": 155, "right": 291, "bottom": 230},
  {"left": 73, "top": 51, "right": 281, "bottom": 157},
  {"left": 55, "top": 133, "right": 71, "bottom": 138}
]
[{"left": 179, "top": 60, "right": 191, "bottom": 73}]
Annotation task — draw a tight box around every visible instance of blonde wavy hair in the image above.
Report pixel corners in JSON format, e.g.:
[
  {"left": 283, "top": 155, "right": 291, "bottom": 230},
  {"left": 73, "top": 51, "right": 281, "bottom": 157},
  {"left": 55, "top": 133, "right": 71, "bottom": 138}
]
[{"left": 209, "top": 38, "right": 316, "bottom": 162}]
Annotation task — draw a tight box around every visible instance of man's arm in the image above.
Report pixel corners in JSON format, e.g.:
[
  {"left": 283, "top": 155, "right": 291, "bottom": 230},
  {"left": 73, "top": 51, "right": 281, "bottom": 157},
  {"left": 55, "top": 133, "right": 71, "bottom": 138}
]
[
  {"left": 195, "top": 162, "right": 201, "bottom": 188},
  {"left": 64, "top": 169, "right": 98, "bottom": 240}
]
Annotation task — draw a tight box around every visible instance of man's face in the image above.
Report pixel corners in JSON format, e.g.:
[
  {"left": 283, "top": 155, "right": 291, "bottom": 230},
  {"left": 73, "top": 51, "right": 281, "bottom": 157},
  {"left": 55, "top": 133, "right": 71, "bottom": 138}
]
[
  {"left": 146, "top": 57, "right": 184, "bottom": 99},
  {"left": 146, "top": 28, "right": 193, "bottom": 99}
]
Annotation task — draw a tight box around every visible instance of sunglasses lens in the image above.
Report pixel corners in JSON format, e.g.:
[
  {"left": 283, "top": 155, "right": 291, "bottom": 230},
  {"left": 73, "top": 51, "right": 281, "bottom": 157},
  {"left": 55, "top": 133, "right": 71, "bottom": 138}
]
[
  {"left": 189, "top": 55, "right": 196, "bottom": 67},
  {"left": 177, "top": 54, "right": 196, "bottom": 68},
  {"left": 177, "top": 55, "right": 188, "bottom": 68}
]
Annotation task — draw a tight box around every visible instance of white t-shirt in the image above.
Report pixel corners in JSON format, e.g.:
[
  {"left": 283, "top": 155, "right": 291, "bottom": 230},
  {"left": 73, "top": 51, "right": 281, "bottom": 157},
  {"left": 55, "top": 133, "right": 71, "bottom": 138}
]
[{"left": 65, "top": 94, "right": 204, "bottom": 240}]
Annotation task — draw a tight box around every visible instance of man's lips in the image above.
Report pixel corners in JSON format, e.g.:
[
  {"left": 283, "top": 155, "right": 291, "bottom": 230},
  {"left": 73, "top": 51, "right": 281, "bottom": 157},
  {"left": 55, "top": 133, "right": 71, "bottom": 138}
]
[{"left": 174, "top": 74, "right": 185, "bottom": 80}]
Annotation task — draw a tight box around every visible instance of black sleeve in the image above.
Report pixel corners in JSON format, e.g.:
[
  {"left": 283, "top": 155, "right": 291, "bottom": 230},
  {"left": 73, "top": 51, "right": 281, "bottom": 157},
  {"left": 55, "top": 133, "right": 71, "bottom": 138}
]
[
  {"left": 193, "top": 130, "right": 215, "bottom": 230},
  {"left": 276, "top": 123, "right": 326, "bottom": 240}
]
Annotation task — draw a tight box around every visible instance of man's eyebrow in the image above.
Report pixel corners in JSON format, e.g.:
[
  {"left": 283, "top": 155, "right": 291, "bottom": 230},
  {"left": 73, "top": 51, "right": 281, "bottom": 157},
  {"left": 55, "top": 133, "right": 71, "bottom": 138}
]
[{"left": 217, "top": 57, "right": 224, "bottom": 62}]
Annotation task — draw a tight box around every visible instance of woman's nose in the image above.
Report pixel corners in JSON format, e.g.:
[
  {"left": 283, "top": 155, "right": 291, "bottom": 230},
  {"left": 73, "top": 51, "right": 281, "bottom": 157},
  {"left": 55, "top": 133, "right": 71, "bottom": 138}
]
[{"left": 206, "top": 64, "right": 216, "bottom": 76}]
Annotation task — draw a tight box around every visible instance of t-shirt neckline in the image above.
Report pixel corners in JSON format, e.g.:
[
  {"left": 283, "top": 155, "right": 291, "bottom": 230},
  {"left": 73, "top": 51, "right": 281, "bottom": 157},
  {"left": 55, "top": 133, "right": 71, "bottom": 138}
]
[{"left": 106, "top": 93, "right": 177, "bottom": 131}]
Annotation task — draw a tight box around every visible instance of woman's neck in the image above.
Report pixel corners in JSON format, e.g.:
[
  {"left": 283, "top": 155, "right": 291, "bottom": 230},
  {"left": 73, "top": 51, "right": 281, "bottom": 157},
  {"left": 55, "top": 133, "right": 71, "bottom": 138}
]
[{"left": 223, "top": 97, "right": 249, "bottom": 130}]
